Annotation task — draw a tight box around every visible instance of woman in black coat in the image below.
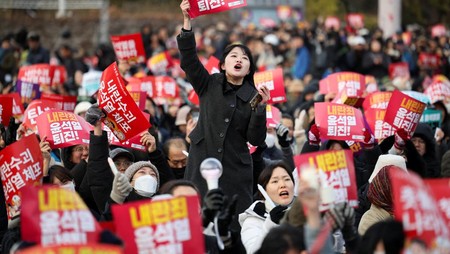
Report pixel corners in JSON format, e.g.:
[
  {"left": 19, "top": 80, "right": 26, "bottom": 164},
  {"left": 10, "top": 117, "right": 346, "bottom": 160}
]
[{"left": 178, "top": 0, "right": 269, "bottom": 225}]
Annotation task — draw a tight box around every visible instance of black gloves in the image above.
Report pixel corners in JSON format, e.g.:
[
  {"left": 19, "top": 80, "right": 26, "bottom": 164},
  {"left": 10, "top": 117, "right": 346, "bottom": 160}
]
[
  {"left": 202, "top": 189, "right": 225, "bottom": 226},
  {"left": 216, "top": 194, "right": 238, "bottom": 236},
  {"left": 269, "top": 205, "right": 288, "bottom": 224},
  {"left": 276, "top": 123, "right": 292, "bottom": 148},
  {"left": 324, "top": 202, "right": 357, "bottom": 241},
  {"left": 85, "top": 103, "right": 105, "bottom": 125}
]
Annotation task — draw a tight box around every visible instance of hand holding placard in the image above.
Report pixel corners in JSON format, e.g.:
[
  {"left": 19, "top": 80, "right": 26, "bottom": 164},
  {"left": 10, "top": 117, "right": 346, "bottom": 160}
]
[{"left": 108, "top": 157, "right": 132, "bottom": 204}]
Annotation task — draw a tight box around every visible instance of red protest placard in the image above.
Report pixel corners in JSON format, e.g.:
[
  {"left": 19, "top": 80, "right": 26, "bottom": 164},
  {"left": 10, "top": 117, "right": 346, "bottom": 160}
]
[
  {"left": 431, "top": 24, "right": 447, "bottom": 38},
  {"left": 332, "top": 89, "right": 364, "bottom": 108},
  {"left": 111, "top": 33, "right": 146, "bottom": 63},
  {"left": 21, "top": 185, "right": 102, "bottom": 246},
  {"left": 16, "top": 244, "right": 123, "bottom": 254},
  {"left": 51, "top": 65, "right": 67, "bottom": 86},
  {"left": 16, "top": 80, "right": 41, "bottom": 104},
  {"left": 127, "top": 76, "right": 155, "bottom": 99},
  {"left": 153, "top": 76, "right": 181, "bottom": 105},
  {"left": 364, "top": 108, "right": 394, "bottom": 140},
  {"left": 205, "top": 56, "right": 220, "bottom": 74},
  {"left": 188, "top": 90, "right": 200, "bottom": 106},
  {"left": 325, "top": 16, "right": 340, "bottom": 30},
  {"left": 319, "top": 72, "right": 365, "bottom": 96},
  {"left": 147, "top": 51, "right": 174, "bottom": 75},
  {"left": 18, "top": 64, "right": 53, "bottom": 86},
  {"left": 187, "top": 0, "right": 247, "bottom": 18},
  {"left": 22, "top": 100, "right": 57, "bottom": 131},
  {"left": 314, "top": 102, "right": 365, "bottom": 141},
  {"left": 418, "top": 53, "right": 441, "bottom": 69},
  {"left": 98, "top": 62, "right": 150, "bottom": 141},
  {"left": 346, "top": 13, "right": 364, "bottom": 29},
  {"left": 254, "top": 68, "right": 286, "bottom": 104},
  {"left": 111, "top": 195, "right": 205, "bottom": 254},
  {"left": 424, "top": 179, "right": 450, "bottom": 228},
  {"left": 41, "top": 93, "right": 78, "bottom": 112},
  {"left": 129, "top": 91, "right": 147, "bottom": 111},
  {"left": 362, "top": 91, "right": 392, "bottom": 111},
  {"left": 266, "top": 104, "right": 281, "bottom": 128},
  {"left": 0, "top": 134, "right": 43, "bottom": 221},
  {"left": 294, "top": 150, "right": 358, "bottom": 211},
  {"left": 390, "top": 169, "right": 450, "bottom": 249},
  {"left": 384, "top": 90, "right": 426, "bottom": 135},
  {"left": 425, "top": 80, "right": 450, "bottom": 104},
  {"left": 0, "top": 96, "right": 13, "bottom": 126},
  {"left": 36, "top": 110, "right": 92, "bottom": 149},
  {"left": 104, "top": 125, "right": 147, "bottom": 152},
  {"left": 389, "top": 62, "right": 410, "bottom": 80}
]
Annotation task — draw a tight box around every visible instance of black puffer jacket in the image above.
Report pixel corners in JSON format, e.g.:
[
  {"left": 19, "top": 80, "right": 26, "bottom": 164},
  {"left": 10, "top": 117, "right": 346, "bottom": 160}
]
[{"left": 413, "top": 123, "right": 441, "bottom": 178}]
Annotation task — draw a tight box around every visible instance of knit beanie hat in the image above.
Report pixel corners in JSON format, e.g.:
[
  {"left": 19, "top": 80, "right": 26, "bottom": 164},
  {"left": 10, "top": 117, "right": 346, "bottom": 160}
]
[
  {"left": 124, "top": 161, "right": 160, "bottom": 189},
  {"left": 369, "top": 154, "right": 407, "bottom": 183}
]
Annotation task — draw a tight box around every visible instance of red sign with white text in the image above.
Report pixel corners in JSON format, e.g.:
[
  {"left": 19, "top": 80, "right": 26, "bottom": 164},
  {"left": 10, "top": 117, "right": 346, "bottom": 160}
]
[
  {"left": 389, "top": 62, "right": 410, "bottom": 80},
  {"left": 205, "top": 56, "right": 221, "bottom": 74},
  {"left": 325, "top": 16, "right": 340, "bottom": 30},
  {"left": 384, "top": 90, "right": 426, "bottom": 135},
  {"left": 294, "top": 150, "right": 358, "bottom": 211},
  {"left": 418, "top": 53, "right": 441, "bottom": 69},
  {"left": 98, "top": 62, "right": 150, "bottom": 141},
  {"left": 129, "top": 91, "right": 147, "bottom": 111},
  {"left": 36, "top": 110, "right": 92, "bottom": 149},
  {"left": 424, "top": 178, "right": 450, "bottom": 228},
  {"left": 0, "top": 96, "right": 13, "bottom": 126},
  {"left": 346, "top": 13, "right": 364, "bottom": 29},
  {"left": 111, "top": 33, "right": 146, "bottom": 63},
  {"left": 266, "top": 104, "right": 281, "bottom": 128},
  {"left": 18, "top": 64, "right": 53, "bottom": 86},
  {"left": 112, "top": 195, "right": 205, "bottom": 254},
  {"left": 362, "top": 91, "right": 392, "bottom": 111},
  {"left": 21, "top": 185, "right": 102, "bottom": 246},
  {"left": 41, "top": 93, "right": 77, "bottom": 112},
  {"left": 17, "top": 244, "right": 123, "bottom": 254},
  {"left": 22, "top": 100, "right": 57, "bottom": 131},
  {"left": 254, "top": 68, "right": 286, "bottom": 103},
  {"left": 390, "top": 169, "right": 450, "bottom": 249},
  {"left": 51, "top": 65, "right": 67, "bottom": 86},
  {"left": 6, "top": 93, "right": 25, "bottom": 116},
  {"left": 104, "top": 125, "right": 147, "bottom": 152},
  {"left": 314, "top": 102, "right": 365, "bottom": 141},
  {"left": 431, "top": 24, "right": 447, "bottom": 38},
  {"left": 319, "top": 72, "right": 365, "bottom": 96},
  {"left": 0, "top": 134, "right": 43, "bottom": 220},
  {"left": 424, "top": 80, "right": 450, "bottom": 104},
  {"left": 187, "top": 0, "right": 247, "bottom": 18},
  {"left": 364, "top": 108, "right": 394, "bottom": 140}
]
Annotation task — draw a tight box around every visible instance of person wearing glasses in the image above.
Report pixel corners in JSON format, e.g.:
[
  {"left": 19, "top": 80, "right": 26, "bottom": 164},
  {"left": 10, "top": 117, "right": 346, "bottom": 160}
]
[
  {"left": 163, "top": 137, "right": 188, "bottom": 179},
  {"left": 109, "top": 148, "right": 135, "bottom": 173}
]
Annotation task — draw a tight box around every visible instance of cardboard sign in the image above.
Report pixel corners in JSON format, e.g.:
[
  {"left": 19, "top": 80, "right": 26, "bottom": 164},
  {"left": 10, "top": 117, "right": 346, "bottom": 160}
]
[
  {"left": 362, "top": 91, "right": 392, "bottom": 111},
  {"left": 425, "top": 80, "right": 450, "bottom": 104},
  {"left": 22, "top": 100, "right": 57, "bottom": 131},
  {"left": 80, "top": 70, "right": 102, "bottom": 97},
  {"left": 129, "top": 91, "right": 147, "bottom": 111},
  {"left": 104, "top": 125, "right": 147, "bottom": 152},
  {"left": 0, "top": 134, "right": 43, "bottom": 220},
  {"left": 294, "top": 150, "right": 358, "bottom": 211},
  {"left": 319, "top": 72, "right": 365, "bottom": 96},
  {"left": 424, "top": 179, "right": 450, "bottom": 229},
  {"left": 254, "top": 68, "right": 286, "bottom": 103},
  {"left": 0, "top": 96, "right": 13, "bottom": 126},
  {"left": 420, "top": 109, "right": 442, "bottom": 129},
  {"left": 364, "top": 108, "right": 394, "bottom": 140},
  {"left": 325, "top": 16, "right": 340, "bottom": 30},
  {"left": 41, "top": 93, "right": 78, "bottom": 112},
  {"left": 402, "top": 91, "right": 431, "bottom": 104},
  {"left": 21, "top": 185, "right": 102, "bottom": 246},
  {"left": 390, "top": 169, "right": 450, "bottom": 249},
  {"left": 111, "top": 195, "right": 205, "bottom": 254},
  {"left": 384, "top": 90, "right": 426, "bottom": 135},
  {"left": 266, "top": 104, "right": 281, "bottom": 128},
  {"left": 431, "top": 24, "right": 447, "bottom": 38},
  {"left": 98, "top": 62, "right": 150, "bottom": 141},
  {"left": 111, "top": 33, "right": 146, "bottom": 63},
  {"left": 205, "top": 56, "right": 220, "bottom": 74},
  {"left": 314, "top": 102, "right": 365, "bottom": 141},
  {"left": 147, "top": 51, "right": 174, "bottom": 75},
  {"left": 16, "top": 80, "right": 41, "bottom": 104},
  {"left": 36, "top": 110, "right": 92, "bottom": 149},
  {"left": 187, "top": 0, "right": 247, "bottom": 18},
  {"left": 389, "top": 62, "right": 410, "bottom": 80},
  {"left": 16, "top": 244, "right": 123, "bottom": 254},
  {"left": 346, "top": 13, "right": 364, "bottom": 29}
]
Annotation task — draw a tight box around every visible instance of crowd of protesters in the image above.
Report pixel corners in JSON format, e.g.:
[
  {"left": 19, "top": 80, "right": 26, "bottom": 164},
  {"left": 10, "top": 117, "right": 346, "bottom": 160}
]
[{"left": 0, "top": 1, "right": 449, "bottom": 253}]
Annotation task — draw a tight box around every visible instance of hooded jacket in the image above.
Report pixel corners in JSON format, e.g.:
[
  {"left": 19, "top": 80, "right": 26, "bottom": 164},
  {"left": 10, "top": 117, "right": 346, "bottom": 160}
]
[{"left": 413, "top": 123, "right": 441, "bottom": 178}]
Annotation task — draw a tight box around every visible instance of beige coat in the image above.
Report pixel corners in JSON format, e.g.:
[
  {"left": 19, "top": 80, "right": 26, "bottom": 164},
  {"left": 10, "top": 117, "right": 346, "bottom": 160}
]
[{"left": 358, "top": 204, "right": 393, "bottom": 235}]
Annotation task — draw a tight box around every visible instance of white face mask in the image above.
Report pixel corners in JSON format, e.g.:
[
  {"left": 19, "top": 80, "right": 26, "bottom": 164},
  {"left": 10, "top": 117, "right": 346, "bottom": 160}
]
[
  {"left": 61, "top": 181, "right": 75, "bottom": 191},
  {"left": 265, "top": 133, "right": 276, "bottom": 148},
  {"left": 134, "top": 175, "right": 158, "bottom": 197}
]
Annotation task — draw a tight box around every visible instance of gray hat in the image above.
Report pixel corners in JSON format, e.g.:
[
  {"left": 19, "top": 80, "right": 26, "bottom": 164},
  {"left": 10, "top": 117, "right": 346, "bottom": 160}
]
[
  {"left": 124, "top": 161, "right": 160, "bottom": 189},
  {"left": 109, "top": 148, "right": 135, "bottom": 162}
]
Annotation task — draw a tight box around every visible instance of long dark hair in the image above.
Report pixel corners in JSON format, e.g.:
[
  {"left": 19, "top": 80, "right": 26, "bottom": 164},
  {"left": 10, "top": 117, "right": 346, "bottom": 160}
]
[{"left": 218, "top": 43, "right": 256, "bottom": 86}]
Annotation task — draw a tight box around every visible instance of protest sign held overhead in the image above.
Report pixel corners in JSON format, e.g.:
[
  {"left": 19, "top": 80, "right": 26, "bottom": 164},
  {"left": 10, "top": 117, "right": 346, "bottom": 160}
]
[
  {"left": 0, "top": 96, "right": 13, "bottom": 126},
  {"left": 98, "top": 62, "right": 151, "bottom": 141},
  {"left": 187, "top": 0, "right": 247, "bottom": 18},
  {"left": 21, "top": 185, "right": 102, "bottom": 246},
  {"left": 22, "top": 100, "right": 56, "bottom": 132},
  {"left": 41, "top": 93, "right": 77, "bottom": 112},
  {"left": 254, "top": 68, "right": 286, "bottom": 104},
  {"left": 112, "top": 195, "right": 205, "bottom": 254},
  {"left": 111, "top": 33, "right": 146, "bottom": 63},
  {"left": 0, "top": 134, "right": 43, "bottom": 221},
  {"left": 16, "top": 80, "right": 41, "bottom": 104}
]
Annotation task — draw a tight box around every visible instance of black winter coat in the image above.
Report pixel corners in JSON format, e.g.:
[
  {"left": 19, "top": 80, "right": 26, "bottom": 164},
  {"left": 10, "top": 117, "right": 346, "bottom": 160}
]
[{"left": 177, "top": 31, "right": 267, "bottom": 220}]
